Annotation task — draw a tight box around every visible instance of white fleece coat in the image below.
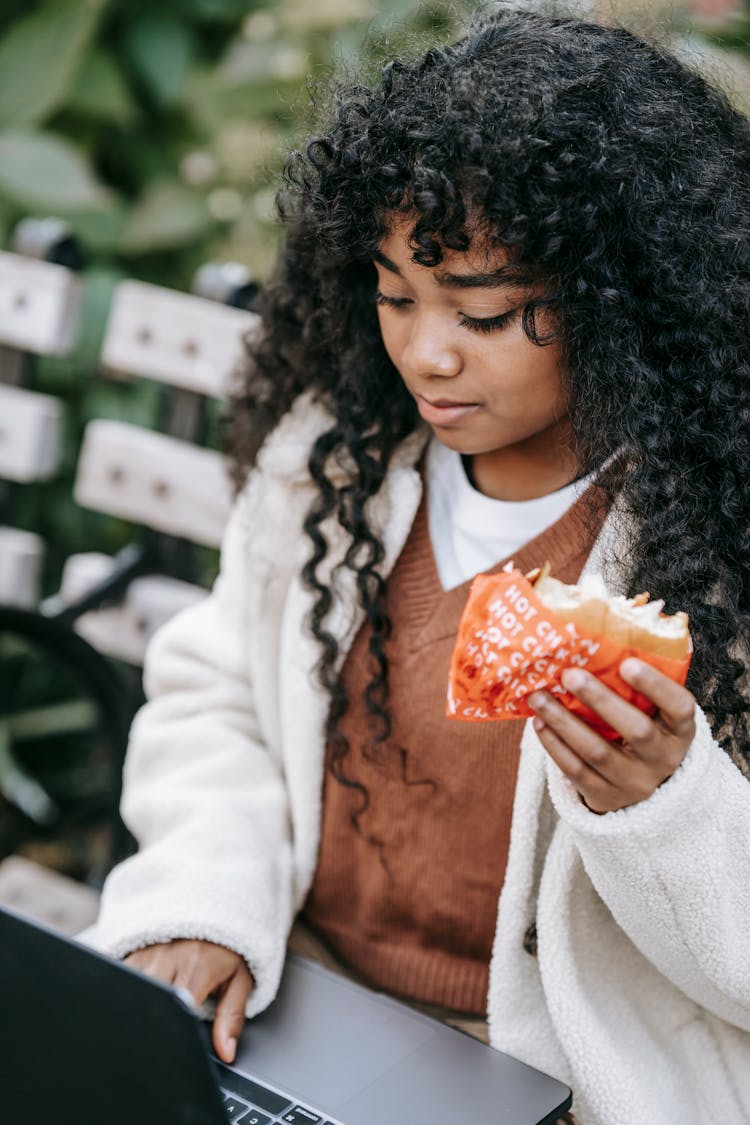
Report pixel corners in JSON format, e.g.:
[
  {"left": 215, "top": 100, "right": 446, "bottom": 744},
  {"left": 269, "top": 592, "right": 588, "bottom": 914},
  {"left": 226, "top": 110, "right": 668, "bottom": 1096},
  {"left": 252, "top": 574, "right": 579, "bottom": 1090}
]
[{"left": 92, "top": 395, "right": 750, "bottom": 1125}]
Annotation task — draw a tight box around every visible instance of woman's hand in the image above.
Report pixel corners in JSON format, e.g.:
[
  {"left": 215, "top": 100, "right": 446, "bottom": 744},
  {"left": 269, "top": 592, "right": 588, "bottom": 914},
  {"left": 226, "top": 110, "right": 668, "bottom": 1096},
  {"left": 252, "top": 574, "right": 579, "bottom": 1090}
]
[
  {"left": 125, "top": 939, "right": 254, "bottom": 1063},
  {"left": 528, "top": 657, "right": 696, "bottom": 813}
]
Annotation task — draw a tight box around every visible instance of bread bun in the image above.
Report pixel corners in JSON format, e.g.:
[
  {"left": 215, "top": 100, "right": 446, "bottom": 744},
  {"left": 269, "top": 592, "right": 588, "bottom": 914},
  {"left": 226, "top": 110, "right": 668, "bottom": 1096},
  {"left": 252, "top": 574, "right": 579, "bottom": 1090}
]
[{"left": 527, "top": 564, "right": 690, "bottom": 661}]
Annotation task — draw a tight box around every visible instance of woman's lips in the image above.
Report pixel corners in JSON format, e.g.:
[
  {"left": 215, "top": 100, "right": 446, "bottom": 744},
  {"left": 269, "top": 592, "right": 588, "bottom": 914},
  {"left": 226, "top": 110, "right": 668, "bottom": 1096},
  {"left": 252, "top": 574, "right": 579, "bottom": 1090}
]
[{"left": 416, "top": 395, "right": 480, "bottom": 426}]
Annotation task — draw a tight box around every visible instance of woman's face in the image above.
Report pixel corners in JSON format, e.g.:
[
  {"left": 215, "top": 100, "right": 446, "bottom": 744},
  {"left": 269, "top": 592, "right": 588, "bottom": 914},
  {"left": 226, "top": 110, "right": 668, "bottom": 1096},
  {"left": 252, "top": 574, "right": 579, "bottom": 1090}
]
[{"left": 374, "top": 215, "right": 576, "bottom": 499}]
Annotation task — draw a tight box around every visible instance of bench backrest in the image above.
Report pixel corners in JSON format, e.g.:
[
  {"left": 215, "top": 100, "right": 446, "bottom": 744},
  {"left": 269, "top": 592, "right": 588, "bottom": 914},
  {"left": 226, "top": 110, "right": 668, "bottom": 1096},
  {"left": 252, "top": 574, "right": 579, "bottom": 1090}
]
[
  {"left": 0, "top": 250, "right": 81, "bottom": 607},
  {"left": 73, "top": 280, "right": 258, "bottom": 547},
  {"left": 62, "top": 278, "right": 258, "bottom": 663}
]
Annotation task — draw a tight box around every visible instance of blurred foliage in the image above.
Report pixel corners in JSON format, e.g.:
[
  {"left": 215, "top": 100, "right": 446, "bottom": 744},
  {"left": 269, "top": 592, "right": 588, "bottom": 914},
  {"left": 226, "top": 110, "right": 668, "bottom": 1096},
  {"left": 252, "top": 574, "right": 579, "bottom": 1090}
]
[
  {"left": 0, "top": 0, "right": 479, "bottom": 879},
  {"left": 0, "top": 0, "right": 745, "bottom": 586},
  {"left": 0, "top": 0, "right": 474, "bottom": 587},
  {"left": 0, "top": 0, "right": 746, "bottom": 586}
]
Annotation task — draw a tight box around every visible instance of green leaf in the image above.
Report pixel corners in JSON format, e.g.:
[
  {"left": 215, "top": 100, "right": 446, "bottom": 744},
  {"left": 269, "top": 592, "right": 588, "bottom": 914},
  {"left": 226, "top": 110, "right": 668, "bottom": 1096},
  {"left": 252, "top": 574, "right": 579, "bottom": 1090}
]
[
  {"left": 185, "top": 68, "right": 306, "bottom": 131},
  {"left": 123, "top": 15, "right": 195, "bottom": 107},
  {"left": 182, "top": 0, "right": 256, "bottom": 21},
  {"left": 64, "top": 203, "right": 128, "bottom": 255},
  {"left": 119, "top": 179, "right": 213, "bottom": 254},
  {"left": 278, "top": 0, "right": 376, "bottom": 33},
  {"left": 67, "top": 48, "right": 138, "bottom": 125},
  {"left": 0, "top": 130, "right": 111, "bottom": 209},
  {"left": 0, "top": 195, "right": 14, "bottom": 249},
  {"left": 0, "top": 0, "right": 107, "bottom": 129}
]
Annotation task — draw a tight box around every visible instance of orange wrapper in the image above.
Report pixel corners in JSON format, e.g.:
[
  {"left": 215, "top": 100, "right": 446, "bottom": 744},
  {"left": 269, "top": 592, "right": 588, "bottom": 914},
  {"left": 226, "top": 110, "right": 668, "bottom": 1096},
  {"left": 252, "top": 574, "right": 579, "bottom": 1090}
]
[{"left": 446, "top": 567, "right": 692, "bottom": 740}]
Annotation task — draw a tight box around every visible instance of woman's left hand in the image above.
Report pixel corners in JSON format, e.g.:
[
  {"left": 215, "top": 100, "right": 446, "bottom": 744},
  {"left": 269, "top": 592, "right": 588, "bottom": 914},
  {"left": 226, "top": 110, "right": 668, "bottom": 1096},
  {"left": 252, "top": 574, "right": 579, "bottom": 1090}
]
[{"left": 528, "top": 658, "right": 696, "bottom": 813}]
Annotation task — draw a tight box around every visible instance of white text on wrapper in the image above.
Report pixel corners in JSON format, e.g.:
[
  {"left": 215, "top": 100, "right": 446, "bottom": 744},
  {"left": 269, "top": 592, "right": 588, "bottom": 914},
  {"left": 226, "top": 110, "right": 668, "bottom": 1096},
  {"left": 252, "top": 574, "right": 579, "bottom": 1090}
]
[{"left": 448, "top": 583, "right": 602, "bottom": 718}]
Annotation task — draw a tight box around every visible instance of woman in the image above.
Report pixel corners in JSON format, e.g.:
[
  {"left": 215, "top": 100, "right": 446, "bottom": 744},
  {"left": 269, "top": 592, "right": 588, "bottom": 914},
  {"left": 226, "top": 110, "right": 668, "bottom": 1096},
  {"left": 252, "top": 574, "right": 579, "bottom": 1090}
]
[{"left": 92, "top": 10, "right": 750, "bottom": 1122}]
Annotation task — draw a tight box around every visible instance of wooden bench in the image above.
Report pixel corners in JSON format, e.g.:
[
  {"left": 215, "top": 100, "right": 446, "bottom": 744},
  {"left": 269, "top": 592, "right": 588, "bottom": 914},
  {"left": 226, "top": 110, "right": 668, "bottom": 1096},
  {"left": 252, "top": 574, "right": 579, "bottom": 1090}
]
[
  {"left": 0, "top": 248, "right": 81, "bottom": 608},
  {"left": 0, "top": 268, "right": 257, "bottom": 902},
  {"left": 56, "top": 277, "right": 258, "bottom": 665}
]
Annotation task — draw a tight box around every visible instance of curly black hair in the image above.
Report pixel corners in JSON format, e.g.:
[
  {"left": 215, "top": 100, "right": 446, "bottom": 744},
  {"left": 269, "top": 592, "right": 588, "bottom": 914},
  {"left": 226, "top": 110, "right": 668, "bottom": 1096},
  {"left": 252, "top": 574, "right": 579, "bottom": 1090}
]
[{"left": 229, "top": 8, "right": 750, "bottom": 789}]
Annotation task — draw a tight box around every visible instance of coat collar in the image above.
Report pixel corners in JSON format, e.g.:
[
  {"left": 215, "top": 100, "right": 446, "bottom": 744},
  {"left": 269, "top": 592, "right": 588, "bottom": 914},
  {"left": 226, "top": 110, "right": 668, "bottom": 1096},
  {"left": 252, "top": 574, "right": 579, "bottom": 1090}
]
[{"left": 255, "top": 389, "right": 430, "bottom": 487}]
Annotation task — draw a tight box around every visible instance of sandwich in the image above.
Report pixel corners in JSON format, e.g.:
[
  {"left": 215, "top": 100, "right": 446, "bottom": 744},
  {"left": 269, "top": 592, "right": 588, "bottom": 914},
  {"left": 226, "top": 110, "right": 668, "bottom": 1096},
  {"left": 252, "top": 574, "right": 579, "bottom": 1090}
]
[
  {"left": 526, "top": 563, "right": 691, "bottom": 661},
  {"left": 446, "top": 562, "right": 692, "bottom": 736}
]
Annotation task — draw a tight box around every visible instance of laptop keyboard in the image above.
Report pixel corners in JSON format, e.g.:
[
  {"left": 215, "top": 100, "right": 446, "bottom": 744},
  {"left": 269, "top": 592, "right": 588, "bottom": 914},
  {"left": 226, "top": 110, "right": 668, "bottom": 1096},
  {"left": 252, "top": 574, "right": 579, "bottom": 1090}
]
[{"left": 216, "top": 1062, "right": 343, "bottom": 1125}]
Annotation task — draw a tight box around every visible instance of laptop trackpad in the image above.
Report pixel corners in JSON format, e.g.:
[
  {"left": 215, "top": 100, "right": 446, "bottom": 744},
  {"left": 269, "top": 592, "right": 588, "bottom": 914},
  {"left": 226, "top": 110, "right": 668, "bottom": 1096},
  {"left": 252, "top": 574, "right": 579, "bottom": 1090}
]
[{"left": 232, "top": 956, "right": 435, "bottom": 1109}]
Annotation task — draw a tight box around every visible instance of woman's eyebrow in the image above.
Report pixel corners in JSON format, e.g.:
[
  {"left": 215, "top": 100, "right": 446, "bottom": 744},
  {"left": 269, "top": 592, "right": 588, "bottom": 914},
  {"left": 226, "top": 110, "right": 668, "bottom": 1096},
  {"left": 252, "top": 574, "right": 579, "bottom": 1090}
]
[
  {"left": 373, "top": 249, "right": 524, "bottom": 290},
  {"left": 436, "top": 268, "right": 522, "bottom": 290},
  {"left": 373, "top": 249, "right": 402, "bottom": 274}
]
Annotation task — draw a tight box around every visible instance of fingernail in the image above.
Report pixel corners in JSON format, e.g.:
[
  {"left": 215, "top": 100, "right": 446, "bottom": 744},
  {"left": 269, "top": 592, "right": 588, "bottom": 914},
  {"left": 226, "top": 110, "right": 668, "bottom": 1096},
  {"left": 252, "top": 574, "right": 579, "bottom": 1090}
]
[
  {"left": 226, "top": 1036, "right": 237, "bottom": 1061},
  {"left": 562, "top": 668, "right": 586, "bottom": 691},
  {"left": 528, "top": 692, "right": 545, "bottom": 709},
  {"left": 533, "top": 716, "right": 545, "bottom": 732},
  {"left": 620, "top": 658, "right": 642, "bottom": 679}
]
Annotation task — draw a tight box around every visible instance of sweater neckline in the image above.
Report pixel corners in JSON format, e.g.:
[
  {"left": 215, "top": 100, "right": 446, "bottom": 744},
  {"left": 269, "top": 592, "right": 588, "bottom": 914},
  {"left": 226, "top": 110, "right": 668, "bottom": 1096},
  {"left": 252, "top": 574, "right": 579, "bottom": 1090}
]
[{"left": 396, "top": 482, "right": 605, "bottom": 649}]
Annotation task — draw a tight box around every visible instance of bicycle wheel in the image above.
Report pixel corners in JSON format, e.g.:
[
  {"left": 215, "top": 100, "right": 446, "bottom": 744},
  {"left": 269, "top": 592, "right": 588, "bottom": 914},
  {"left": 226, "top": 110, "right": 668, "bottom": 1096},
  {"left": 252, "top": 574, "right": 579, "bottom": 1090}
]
[{"left": 0, "top": 606, "right": 135, "bottom": 885}]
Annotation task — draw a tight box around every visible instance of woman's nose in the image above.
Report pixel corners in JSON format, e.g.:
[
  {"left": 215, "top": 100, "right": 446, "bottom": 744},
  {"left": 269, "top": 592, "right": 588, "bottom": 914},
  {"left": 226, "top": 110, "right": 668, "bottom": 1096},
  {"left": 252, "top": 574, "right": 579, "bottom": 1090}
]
[{"left": 401, "top": 313, "right": 463, "bottom": 379}]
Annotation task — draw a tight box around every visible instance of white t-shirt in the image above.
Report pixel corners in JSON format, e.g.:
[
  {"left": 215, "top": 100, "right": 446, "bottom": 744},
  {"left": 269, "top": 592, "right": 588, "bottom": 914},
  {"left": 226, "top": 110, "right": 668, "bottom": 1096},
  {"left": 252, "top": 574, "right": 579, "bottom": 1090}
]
[{"left": 426, "top": 437, "right": 593, "bottom": 590}]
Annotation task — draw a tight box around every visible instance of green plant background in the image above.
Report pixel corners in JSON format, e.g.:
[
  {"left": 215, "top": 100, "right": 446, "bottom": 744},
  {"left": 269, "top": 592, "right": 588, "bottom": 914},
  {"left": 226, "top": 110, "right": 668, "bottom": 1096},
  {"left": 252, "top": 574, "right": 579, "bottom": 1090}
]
[
  {"left": 0, "top": 0, "right": 479, "bottom": 592},
  {"left": 1, "top": 0, "right": 748, "bottom": 590}
]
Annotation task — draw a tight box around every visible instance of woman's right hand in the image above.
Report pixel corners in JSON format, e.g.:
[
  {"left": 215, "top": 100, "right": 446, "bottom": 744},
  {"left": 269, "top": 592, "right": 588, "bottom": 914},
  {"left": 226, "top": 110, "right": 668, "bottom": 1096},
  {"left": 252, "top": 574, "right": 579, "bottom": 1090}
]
[{"left": 125, "top": 939, "right": 254, "bottom": 1063}]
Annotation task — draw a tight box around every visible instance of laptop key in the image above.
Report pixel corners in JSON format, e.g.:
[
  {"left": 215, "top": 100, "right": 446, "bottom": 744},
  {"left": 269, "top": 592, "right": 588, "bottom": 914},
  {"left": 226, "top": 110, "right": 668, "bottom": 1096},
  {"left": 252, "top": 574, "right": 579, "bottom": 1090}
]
[
  {"left": 282, "top": 1109, "right": 322, "bottom": 1123},
  {"left": 238, "top": 1113, "right": 271, "bottom": 1125},
  {"left": 215, "top": 1064, "right": 293, "bottom": 1116},
  {"left": 223, "top": 1096, "right": 251, "bottom": 1121}
]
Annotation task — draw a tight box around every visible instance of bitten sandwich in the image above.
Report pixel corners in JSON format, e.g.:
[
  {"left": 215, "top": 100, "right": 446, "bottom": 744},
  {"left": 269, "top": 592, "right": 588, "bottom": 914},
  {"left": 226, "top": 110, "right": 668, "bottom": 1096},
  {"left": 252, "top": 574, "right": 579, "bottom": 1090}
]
[
  {"left": 446, "top": 562, "right": 692, "bottom": 738},
  {"left": 527, "top": 563, "right": 691, "bottom": 661}
]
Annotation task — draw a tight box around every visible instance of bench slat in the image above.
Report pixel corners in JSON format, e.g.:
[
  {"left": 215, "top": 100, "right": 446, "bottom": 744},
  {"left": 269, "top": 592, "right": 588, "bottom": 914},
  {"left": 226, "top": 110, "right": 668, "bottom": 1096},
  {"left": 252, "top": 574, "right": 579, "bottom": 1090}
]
[
  {"left": 74, "top": 420, "right": 232, "bottom": 547},
  {"left": 59, "top": 555, "right": 208, "bottom": 665},
  {"left": 0, "top": 526, "right": 45, "bottom": 608},
  {"left": 101, "top": 280, "right": 258, "bottom": 397},
  {"left": 0, "top": 251, "right": 82, "bottom": 355},
  {"left": 0, "top": 384, "right": 63, "bottom": 482}
]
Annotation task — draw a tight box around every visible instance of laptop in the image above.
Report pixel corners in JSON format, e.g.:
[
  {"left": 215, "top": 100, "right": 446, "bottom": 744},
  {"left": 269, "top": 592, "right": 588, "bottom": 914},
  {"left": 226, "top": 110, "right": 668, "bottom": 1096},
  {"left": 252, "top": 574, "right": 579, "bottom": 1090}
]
[{"left": 0, "top": 904, "right": 572, "bottom": 1125}]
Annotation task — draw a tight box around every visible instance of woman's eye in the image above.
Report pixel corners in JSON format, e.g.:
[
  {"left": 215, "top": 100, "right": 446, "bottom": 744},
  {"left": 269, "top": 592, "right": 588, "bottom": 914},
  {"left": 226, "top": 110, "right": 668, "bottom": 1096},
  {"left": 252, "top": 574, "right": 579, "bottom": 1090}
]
[
  {"left": 375, "top": 291, "right": 412, "bottom": 309},
  {"left": 375, "top": 291, "right": 519, "bottom": 333},
  {"left": 458, "top": 308, "right": 518, "bottom": 334}
]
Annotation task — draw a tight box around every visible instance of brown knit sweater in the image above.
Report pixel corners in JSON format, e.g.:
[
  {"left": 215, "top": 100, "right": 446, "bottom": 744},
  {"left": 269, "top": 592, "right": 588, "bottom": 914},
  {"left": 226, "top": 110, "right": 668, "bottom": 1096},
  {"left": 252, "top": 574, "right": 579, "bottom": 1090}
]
[{"left": 303, "top": 482, "right": 604, "bottom": 1015}]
